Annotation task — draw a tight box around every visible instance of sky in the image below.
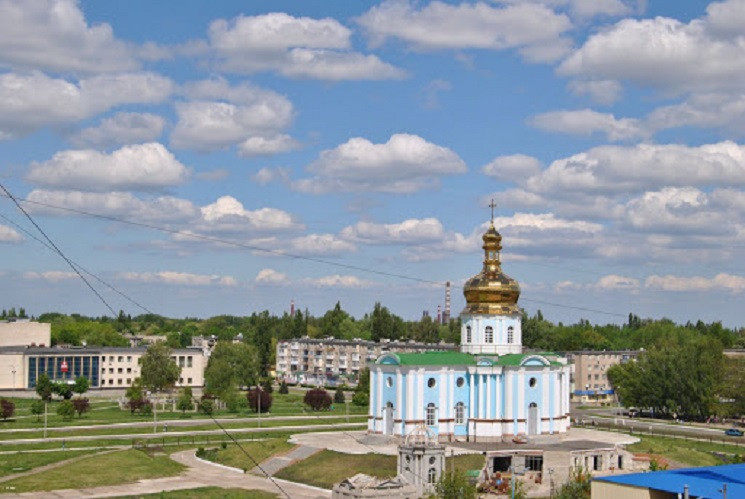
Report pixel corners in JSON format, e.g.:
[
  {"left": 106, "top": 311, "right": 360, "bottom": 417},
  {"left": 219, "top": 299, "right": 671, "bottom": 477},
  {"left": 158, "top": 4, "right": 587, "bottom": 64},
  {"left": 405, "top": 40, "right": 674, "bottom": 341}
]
[{"left": 2, "top": 0, "right": 745, "bottom": 327}]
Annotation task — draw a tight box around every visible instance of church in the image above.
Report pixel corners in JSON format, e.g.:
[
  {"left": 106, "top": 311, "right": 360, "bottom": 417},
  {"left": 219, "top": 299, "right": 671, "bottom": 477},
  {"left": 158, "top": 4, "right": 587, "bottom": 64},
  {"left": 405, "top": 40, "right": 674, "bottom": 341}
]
[{"left": 368, "top": 213, "right": 571, "bottom": 442}]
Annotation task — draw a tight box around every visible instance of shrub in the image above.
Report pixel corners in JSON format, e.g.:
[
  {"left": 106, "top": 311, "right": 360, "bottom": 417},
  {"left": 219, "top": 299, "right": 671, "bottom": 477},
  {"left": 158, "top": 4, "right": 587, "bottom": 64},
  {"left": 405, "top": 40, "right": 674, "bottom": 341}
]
[
  {"left": 199, "top": 397, "right": 214, "bottom": 416},
  {"left": 304, "top": 389, "right": 332, "bottom": 411},
  {"left": 72, "top": 397, "right": 90, "bottom": 417},
  {"left": 141, "top": 400, "right": 153, "bottom": 416},
  {"left": 177, "top": 387, "right": 193, "bottom": 414},
  {"left": 261, "top": 379, "right": 274, "bottom": 393},
  {"left": 127, "top": 397, "right": 151, "bottom": 415},
  {"left": 334, "top": 386, "right": 345, "bottom": 404},
  {"left": 247, "top": 388, "right": 273, "bottom": 413},
  {"left": 30, "top": 400, "right": 44, "bottom": 421},
  {"left": 0, "top": 399, "right": 14, "bottom": 420},
  {"left": 56, "top": 400, "right": 75, "bottom": 420},
  {"left": 278, "top": 381, "right": 289, "bottom": 394},
  {"left": 225, "top": 391, "right": 249, "bottom": 413},
  {"left": 352, "top": 391, "right": 369, "bottom": 407}
]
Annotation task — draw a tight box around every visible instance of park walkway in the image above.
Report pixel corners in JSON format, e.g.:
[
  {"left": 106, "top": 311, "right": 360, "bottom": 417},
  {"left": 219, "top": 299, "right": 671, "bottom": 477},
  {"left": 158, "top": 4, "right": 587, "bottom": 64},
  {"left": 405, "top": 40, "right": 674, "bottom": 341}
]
[
  {"left": 0, "top": 449, "right": 330, "bottom": 498},
  {"left": 250, "top": 445, "right": 322, "bottom": 476}
]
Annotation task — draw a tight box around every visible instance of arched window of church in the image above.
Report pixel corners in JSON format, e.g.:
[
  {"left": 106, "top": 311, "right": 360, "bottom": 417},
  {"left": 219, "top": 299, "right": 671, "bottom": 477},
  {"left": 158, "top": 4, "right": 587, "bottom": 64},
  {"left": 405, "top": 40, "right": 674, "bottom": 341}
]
[
  {"left": 507, "top": 326, "right": 514, "bottom": 344},
  {"left": 426, "top": 403, "right": 436, "bottom": 426},
  {"left": 485, "top": 326, "right": 493, "bottom": 343},
  {"left": 428, "top": 468, "right": 437, "bottom": 483},
  {"left": 466, "top": 326, "right": 471, "bottom": 343},
  {"left": 455, "top": 402, "right": 465, "bottom": 424}
]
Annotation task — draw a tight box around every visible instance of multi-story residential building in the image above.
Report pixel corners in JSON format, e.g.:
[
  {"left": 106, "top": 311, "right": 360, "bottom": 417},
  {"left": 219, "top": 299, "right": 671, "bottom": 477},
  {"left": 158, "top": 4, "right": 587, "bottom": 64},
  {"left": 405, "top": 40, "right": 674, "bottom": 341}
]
[
  {"left": 275, "top": 337, "right": 457, "bottom": 385},
  {"left": 563, "top": 350, "right": 640, "bottom": 404}
]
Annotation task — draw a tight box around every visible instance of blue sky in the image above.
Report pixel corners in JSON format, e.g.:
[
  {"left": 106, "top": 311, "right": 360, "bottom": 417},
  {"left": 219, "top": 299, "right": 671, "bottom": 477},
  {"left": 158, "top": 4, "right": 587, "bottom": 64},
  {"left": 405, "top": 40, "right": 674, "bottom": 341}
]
[{"left": 2, "top": 0, "right": 745, "bottom": 327}]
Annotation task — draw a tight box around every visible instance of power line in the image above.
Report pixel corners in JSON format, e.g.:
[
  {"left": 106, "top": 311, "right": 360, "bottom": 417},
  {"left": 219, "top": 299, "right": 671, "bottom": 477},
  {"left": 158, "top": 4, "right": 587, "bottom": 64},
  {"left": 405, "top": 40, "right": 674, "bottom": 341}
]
[
  {"left": 1, "top": 192, "right": 627, "bottom": 318},
  {"left": 0, "top": 213, "right": 154, "bottom": 315},
  {"left": 0, "top": 184, "right": 116, "bottom": 317}
]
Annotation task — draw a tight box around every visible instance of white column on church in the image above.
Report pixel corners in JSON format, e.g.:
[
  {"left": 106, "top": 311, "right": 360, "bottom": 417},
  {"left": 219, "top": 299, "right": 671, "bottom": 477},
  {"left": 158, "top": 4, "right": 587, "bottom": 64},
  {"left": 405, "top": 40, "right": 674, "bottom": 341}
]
[
  {"left": 517, "top": 368, "right": 525, "bottom": 432},
  {"left": 418, "top": 369, "right": 425, "bottom": 421},
  {"left": 486, "top": 373, "right": 492, "bottom": 421},
  {"left": 478, "top": 374, "right": 485, "bottom": 419},
  {"left": 469, "top": 371, "right": 475, "bottom": 419},
  {"left": 377, "top": 369, "right": 384, "bottom": 419},
  {"left": 505, "top": 370, "right": 513, "bottom": 421},
  {"left": 406, "top": 369, "right": 414, "bottom": 421},
  {"left": 396, "top": 369, "right": 403, "bottom": 429}
]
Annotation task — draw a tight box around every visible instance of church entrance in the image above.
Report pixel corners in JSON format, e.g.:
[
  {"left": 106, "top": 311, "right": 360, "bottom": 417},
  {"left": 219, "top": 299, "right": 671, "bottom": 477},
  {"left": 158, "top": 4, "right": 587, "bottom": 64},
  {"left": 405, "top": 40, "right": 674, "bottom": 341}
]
[
  {"left": 527, "top": 403, "right": 538, "bottom": 435},
  {"left": 383, "top": 402, "right": 394, "bottom": 435}
]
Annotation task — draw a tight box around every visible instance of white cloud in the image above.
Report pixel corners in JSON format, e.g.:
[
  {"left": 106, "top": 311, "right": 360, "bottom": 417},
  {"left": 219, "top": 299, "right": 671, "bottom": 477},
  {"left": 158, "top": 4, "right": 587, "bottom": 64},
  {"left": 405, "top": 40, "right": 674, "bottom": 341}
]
[
  {"left": 529, "top": 109, "right": 645, "bottom": 141},
  {"left": 199, "top": 196, "right": 302, "bottom": 233},
  {"left": 526, "top": 141, "right": 745, "bottom": 195},
  {"left": 26, "top": 143, "right": 189, "bottom": 192},
  {"left": 569, "top": 0, "right": 631, "bottom": 18},
  {"left": 482, "top": 154, "right": 543, "bottom": 182},
  {"left": 340, "top": 218, "right": 445, "bottom": 244},
  {"left": 568, "top": 79, "right": 623, "bottom": 105},
  {"left": 171, "top": 79, "right": 294, "bottom": 154},
  {"left": 704, "top": 0, "right": 745, "bottom": 38},
  {"left": 0, "top": 224, "right": 22, "bottom": 243},
  {"left": 0, "top": 72, "right": 173, "bottom": 139},
  {"left": 357, "top": 0, "right": 572, "bottom": 62},
  {"left": 0, "top": 0, "right": 137, "bottom": 73},
  {"left": 496, "top": 212, "right": 603, "bottom": 234},
  {"left": 23, "top": 271, "right": 77, "bottom": 282},
  {"left": 206, "top": 12, "right": 404, "bottom": 80},
  {"left": 252, "top": 167, "right": 291, "bottom": 185},
  {"left": 304, "top": 274, "right": 375, "bottom": 288},
  {"left": 559, "top": 10, "right": 745, "bottom": 94},
  {"left": 624, "top": 187, "right": 727, "bottom": 234},
  {"left": 255, "top": 268, "right": 290, "bottom": 286},
  {"left": 646, "top": 93, "right": 745, "bottom": 134},
  {"left": 294, "top": 133, "right": 467, "bottom": 194},
  {"left": 118, "top": 271, "right": 237, "bottom": 287},
  {"left": 26, "top": 190, "right": 199, "bottom": 223},
  {"left": 290, "top": 234, "right": 357, "bottom": 255},
  {"left": 71, "top": 112, "right": 165, "bottom": 148},
  {"left": 239, "top": 135, "right": 298, "bottom": 157},
  {"left": 645, "top": 273, "right": 745, "bottom": 293},
  {"left": 593, "top": 274, "right": 640, "bottom": 290}
]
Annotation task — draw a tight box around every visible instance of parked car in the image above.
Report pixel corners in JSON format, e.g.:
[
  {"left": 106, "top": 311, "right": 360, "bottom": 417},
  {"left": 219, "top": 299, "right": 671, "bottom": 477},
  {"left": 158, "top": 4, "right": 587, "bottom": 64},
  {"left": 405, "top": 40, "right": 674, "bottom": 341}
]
[{"left": 725, "top": 428, "right": 743, "bottom": 437}]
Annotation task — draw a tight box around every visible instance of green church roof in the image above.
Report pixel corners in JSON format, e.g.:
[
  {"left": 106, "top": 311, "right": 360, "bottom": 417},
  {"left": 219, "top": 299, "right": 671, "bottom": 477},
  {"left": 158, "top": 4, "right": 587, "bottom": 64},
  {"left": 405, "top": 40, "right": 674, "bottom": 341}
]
[{"left": 381, "top": 351, "right": 563, "bottom": 367}]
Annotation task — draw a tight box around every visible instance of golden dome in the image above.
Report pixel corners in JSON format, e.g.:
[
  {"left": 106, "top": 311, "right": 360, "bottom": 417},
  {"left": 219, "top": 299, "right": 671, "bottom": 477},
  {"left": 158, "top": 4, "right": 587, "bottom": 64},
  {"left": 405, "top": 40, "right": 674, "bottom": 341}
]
[{"left": 462, "top": 221, "right": 521, "bottom": 315}]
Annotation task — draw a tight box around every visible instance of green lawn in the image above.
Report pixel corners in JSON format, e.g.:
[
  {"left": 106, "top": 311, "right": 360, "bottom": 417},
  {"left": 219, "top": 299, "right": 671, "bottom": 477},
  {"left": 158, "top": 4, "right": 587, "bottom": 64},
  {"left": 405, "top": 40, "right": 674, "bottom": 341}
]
[
  {"left": 204, "top": 439, "right": 294, "bottom": 471},
  {"left": 0, "top": 449, "right": 186, "bottom": 492},
  {"left": 0, "top": 450, "right": 94, "bottom": 477},
  {"left": 275, "top": 450, "right": 397, "bottom": 489},
  {"left": 448, "top": 453, "right": 486, "bottom": 474},
  {"left": 115, "top": 487, "right": 278, "bottom": 498},
  {"left": 627, "top": 435, "right": 742, "bottom": 467}
]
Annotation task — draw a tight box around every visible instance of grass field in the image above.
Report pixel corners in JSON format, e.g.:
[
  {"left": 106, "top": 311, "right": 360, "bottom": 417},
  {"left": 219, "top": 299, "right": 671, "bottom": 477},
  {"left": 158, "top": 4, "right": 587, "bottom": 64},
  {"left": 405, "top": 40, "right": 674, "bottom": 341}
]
[
  {"left": 0, "top": 449, "right": 94, "bottom": 477},
  {"left": 204, "top": 439, "right": 294, "bottom": 471},
  {"left": 0, "top": 449, "right": 186, "bottom": 492},
  {"left": 627, "top": 435, "right": 743, "bottom": 467},
  {"left": 274, "top": 450, "right": 396, "bottom": 489},
  {"left": 115, "top": 487, "right": 278, "bottom": 498}
]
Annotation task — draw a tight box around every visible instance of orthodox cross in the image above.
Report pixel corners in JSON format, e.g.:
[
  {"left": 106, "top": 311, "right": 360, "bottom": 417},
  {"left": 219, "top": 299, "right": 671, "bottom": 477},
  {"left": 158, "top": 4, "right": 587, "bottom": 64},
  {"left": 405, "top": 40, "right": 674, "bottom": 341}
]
[{"left": 489, "top": 199, "right": 496, "bottom": 223}]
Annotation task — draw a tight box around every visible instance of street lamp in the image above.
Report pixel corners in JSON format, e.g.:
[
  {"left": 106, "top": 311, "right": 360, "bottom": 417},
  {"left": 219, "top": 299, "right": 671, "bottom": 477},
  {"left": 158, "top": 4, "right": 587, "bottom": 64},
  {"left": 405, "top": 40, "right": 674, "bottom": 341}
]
[{"left": 10, "top": 367, "right": 16, "bottom": 388}]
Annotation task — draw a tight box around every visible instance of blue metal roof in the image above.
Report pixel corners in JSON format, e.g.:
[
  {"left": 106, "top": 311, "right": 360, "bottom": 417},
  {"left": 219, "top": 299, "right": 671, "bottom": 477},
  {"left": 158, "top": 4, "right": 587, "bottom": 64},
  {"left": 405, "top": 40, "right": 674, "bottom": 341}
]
[{"left": 595, "top": 464, "right": 745, "bottom": 498}]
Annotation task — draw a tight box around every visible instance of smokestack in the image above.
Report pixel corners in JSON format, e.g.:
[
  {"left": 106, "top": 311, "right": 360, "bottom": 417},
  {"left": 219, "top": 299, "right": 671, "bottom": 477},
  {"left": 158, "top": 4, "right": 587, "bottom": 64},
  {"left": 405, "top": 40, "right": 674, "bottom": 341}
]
[
  {"left": 290, "top": 299, "right": 295, "bottom": 317},
  {"left": 444, "top": 281, "right": 451, "bottom": 323},
  {"left": 437, "top": 304, "right": 442, "bottom": 324}
]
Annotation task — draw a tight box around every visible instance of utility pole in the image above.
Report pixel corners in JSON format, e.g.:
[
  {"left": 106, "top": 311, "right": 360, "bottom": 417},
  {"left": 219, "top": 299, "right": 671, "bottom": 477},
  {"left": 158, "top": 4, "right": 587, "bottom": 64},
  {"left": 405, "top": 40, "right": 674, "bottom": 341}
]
[
  {"left": 43, "top": 401, "right": 47, "bottom": 439},
  {"left": 257, "top": 386, "right": 261, "bottom": 428}
]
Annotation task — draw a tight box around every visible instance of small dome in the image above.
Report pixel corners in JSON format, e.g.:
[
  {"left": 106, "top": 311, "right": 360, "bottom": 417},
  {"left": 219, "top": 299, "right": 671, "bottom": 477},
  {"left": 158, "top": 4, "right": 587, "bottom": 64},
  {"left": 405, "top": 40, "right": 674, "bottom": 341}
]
[{"left": 462, "top": 222, "right": 521, "bottom": 315}]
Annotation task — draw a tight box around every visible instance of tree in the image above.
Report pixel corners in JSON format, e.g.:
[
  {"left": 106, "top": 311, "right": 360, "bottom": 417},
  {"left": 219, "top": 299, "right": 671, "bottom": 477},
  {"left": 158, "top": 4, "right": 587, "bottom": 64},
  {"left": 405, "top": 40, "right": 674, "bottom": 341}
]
[
  {"left": 261, "top": 378, "right": 273, "bottom": 393},
  {"left": 352, "top": 391, "right": 369, "bottom": 407},
  {"left": 247, "top": 388, "right": 273, "bottom": 413},
  {"left": 140, "top": 342, "right": 180, "bottom": 393},
  {"left": 56, "top": 400, "right": 75, "bottom": 420},
  {"left": 199, "top": 397, "right": 214, "bottom": 415},
  {"left": 52, "top": 382, "right": 73, "bottom": 400},
  {"left": 30, "top": 400, "right": 44, "bottom": 422},
  {"left": 0, "top": 399, "right": 14, "bottom": 421},
  {"left": 177, "top": 387, "right": 193, "bottom": 414},
  {"left": 204, "top": 342, "right": 259, "bottom": 399},
  {"left": 35, "top": 373, "right": 53, "bottom": 402},
  {"left": 72, "top": 376, "right": 89, "bottom": 396},
  {"left": 334, "top": 386, "right": 345, "bottom": 404},
  {"left": 435, "top": 471, "right": 477, "bottom": 499},
  {"left": 72, "top": 397, "right": 90, "bottom": 418},
  {"left": 304, "top": 389, "right": 332, "bottom": 411},
  {"left": 278, "top": 381, "right": 289, "bottom": 394}
]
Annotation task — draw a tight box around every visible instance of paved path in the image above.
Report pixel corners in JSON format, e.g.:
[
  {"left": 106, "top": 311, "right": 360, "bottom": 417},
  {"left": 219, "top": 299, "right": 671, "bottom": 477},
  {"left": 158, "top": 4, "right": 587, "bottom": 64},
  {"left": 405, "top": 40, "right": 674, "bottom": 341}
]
[
  {"left": 0, "top": 450, "right": 330, "bottom": 499},
  {"left": 251, "top": 445, "right": 321, "bottom": 476}
]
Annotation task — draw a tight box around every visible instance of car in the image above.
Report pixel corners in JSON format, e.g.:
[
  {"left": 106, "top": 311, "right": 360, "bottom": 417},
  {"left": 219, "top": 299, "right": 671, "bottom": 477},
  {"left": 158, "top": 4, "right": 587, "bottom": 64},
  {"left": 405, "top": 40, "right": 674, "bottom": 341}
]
[{"left": 725, "top": 428, "right": 743, "bottom": 437}]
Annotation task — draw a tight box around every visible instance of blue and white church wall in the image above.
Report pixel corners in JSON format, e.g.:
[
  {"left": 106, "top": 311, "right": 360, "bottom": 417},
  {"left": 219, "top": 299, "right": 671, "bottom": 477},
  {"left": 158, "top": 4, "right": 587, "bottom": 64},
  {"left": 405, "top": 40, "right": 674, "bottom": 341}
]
[{"left": 368, "top": 353, "right": 571, "bottom": 443}]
